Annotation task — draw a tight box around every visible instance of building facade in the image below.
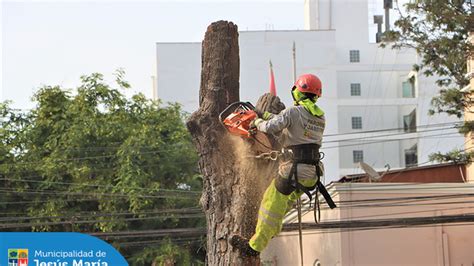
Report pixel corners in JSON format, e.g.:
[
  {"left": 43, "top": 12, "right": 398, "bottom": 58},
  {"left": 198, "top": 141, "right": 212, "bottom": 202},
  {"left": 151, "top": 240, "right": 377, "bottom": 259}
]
[
  {"left": 155, "top": 0, "right": 464, "bottom": 181},
  {"left": 261, "top": 182, "right": 474, "bottom": 266}
]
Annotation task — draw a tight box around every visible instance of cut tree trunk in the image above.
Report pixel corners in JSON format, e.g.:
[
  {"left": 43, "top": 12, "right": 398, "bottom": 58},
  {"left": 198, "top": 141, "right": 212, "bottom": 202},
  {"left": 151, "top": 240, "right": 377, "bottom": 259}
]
[{"left": 187, "top": 21, "right": 284, "bottom": 265}]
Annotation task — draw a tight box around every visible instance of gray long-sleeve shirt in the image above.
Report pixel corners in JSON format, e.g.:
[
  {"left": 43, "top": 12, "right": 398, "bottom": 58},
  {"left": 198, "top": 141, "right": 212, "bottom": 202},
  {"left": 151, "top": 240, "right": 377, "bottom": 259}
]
[{"left": 256, "top": 105, "right": 326, "bottom": 181}]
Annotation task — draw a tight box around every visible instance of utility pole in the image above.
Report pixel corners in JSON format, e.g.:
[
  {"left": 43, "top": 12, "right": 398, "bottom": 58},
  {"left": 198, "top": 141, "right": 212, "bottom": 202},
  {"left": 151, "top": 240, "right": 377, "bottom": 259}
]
[
  {"left": 292, "top": 41, "right": 297, "bottom": 83},
  {"left": 384, "top": 0, "right": 393, "bottom": 32},
  {"left": 464, "top": 31, "right": 474, "bottom": 182},
  {"left": 151, "top": 75, "right": 157, "bottom": 100}
]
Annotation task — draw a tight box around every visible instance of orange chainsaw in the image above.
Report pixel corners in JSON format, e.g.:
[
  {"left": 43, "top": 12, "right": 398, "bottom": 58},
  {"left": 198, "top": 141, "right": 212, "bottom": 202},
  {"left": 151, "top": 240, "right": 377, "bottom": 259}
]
[{"left": 219, "top": 102, "right": 275, "bottom": 154}]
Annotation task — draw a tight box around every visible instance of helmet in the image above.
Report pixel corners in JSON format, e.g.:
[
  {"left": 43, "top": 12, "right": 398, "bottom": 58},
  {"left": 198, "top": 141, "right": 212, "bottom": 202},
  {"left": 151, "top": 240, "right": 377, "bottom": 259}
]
[{"left": 293, "top": 74, "right": 322, "bottom": 97}]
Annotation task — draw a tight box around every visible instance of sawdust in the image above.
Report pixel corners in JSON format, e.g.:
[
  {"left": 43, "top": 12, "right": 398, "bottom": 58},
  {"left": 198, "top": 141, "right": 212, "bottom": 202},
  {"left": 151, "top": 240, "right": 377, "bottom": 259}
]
[
  {"left": 225, "top": 93, "right": 284, "bottom": 240},
  {"left": 229, "top": 135, "right": 278, "bottom": 237},
  {"left": 230, "top": 136, "right": 269, "bottom": 198}
]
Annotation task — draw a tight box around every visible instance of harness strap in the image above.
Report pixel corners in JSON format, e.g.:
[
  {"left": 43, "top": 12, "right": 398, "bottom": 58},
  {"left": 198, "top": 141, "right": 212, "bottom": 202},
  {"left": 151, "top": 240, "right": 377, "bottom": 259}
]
[
  {"left": 286, "top": 153, "right": 336, "bottom": 209},
  {"left": 275, "top": 176, "right": 295, "bottom": 195},
  {"left": 316, "top": 180, "right": 337, "bottom": 209},
  {"left": 287, "top": 163, "right": 314, "bottom": 201}
]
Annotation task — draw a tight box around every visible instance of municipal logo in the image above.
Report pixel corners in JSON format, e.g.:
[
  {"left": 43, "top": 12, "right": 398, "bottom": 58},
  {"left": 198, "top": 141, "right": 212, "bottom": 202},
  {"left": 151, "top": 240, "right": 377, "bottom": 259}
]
[{"left": 8, "top": 249, "right": 28, "bottom": 266}]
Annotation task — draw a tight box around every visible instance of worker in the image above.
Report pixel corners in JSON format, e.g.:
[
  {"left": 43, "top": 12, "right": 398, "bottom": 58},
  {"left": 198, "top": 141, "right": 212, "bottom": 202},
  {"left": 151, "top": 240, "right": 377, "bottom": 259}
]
[{"left": 230, "top": 73, "right": 326, "bottom": 257}]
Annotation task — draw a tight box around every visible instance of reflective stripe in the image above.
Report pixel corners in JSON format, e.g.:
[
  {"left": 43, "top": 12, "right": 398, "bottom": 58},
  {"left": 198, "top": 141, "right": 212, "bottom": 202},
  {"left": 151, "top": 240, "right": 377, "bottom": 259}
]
[
  {"left": 258, "top": 214, "right": 278, "bottom": 228},
  {"left": 250, "top": 179, "right": 291, "bottom": 252},
  {"left": 259, "top": 206, "right": 284, "bottom": 220}
]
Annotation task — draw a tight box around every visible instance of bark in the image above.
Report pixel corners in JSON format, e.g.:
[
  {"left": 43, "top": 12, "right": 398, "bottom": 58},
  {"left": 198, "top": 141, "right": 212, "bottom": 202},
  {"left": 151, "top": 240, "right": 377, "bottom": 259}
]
[{"left": 186, "top": 21, "right": 284, "bottom": 265}]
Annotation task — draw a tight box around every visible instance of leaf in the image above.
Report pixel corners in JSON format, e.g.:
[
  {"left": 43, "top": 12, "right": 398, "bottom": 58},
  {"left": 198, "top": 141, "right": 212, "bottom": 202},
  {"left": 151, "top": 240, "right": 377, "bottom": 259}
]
[{"left": 1, "top": 72, "right": 203, "bottom": 263}]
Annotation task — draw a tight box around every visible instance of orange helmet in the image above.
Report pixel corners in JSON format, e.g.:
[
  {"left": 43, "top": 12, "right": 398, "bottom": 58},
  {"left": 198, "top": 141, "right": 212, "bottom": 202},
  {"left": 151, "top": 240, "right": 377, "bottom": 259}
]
[{"left": 293, "top": 74, "right": 322, "bottom": 97}]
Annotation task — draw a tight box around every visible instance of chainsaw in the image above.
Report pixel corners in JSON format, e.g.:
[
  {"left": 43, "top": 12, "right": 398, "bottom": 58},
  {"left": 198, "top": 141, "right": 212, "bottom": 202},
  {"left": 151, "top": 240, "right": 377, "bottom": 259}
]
[{"left": 219, "top": 102, "right": 276, "bottom": 154}]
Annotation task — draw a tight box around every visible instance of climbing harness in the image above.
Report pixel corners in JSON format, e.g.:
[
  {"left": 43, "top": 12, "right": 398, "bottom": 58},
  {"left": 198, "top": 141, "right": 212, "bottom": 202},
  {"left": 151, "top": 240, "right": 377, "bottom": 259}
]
[{"left": 248, "top": 145, "right": 337, "bottom": 212}]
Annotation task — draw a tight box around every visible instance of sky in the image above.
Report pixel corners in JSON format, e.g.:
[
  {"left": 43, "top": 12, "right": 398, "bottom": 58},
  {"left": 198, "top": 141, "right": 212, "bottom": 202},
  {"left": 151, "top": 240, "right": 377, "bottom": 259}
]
[
  {"left": 1, "top": 0, "right": 311, "bottom": 109},
  {"left": 1, "top": 0, "right": 398, "bottom": 110}
]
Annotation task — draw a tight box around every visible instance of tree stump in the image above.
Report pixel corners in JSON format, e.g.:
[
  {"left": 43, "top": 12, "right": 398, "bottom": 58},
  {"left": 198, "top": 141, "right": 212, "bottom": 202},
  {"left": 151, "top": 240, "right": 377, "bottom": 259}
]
[{"left": 187, "top": 21, "right": 285, "bottom": 265}]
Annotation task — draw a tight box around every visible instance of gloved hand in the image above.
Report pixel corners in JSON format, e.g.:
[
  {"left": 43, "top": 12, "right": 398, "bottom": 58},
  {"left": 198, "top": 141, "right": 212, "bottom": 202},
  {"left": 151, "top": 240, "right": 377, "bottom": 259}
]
[
  {"left": 262, "top": 111, "right": 273, "bottom": 120},
  {"left": 250, "top": 118, "right": 264, "bottom": 129},
  {"left": 256, "top": 110, "right": 274, "bottom": 120}
]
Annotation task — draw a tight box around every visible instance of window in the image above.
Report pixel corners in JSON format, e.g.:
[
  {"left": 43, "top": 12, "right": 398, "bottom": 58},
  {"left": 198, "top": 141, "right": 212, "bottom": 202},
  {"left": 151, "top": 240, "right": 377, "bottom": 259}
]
[
  {"left": 350, "top": 50, "right": 360, "bottom": 62},
  {"left": 403, "top": 109, "right": 417, "bottom": 133},
  {"left": 350, "top": 83, "right": 361, "bottom": 96},
  {"left": 353, "top": 150, "right": 364, "bottom": 163},
  {"left": 405, "top": 144, "right": 418, "bottom": 167},
  {"left": 352, "top": 116, "right": 362, "bottom": 129},
  {"left": 402, "top": 81, "right": 415, "bottom": 98}
]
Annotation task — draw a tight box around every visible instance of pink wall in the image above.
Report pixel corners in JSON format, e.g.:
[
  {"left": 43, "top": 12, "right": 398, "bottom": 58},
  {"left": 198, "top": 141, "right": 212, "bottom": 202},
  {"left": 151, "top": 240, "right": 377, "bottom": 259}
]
[{"left": 261, "top": 183, "right": 474, "bottom": 266}]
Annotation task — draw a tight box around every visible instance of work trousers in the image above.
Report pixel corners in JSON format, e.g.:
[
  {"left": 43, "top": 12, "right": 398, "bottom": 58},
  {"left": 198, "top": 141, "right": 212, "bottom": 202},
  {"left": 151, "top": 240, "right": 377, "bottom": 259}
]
[{"left": 249, "top": 177, "right": 316, "bottom": 252}]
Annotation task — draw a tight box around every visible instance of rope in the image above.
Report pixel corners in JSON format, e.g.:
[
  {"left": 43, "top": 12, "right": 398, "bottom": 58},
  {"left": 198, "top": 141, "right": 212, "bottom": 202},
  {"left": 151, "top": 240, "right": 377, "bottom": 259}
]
[
  {"left": 294, "top": 163, "right": 304, "bottom": 266},
  {"left": 297, "top": 197, "right": 304, "bottom": 266},
  {"left": 314, "top": 188, "right": 321, "bottom": 224}
]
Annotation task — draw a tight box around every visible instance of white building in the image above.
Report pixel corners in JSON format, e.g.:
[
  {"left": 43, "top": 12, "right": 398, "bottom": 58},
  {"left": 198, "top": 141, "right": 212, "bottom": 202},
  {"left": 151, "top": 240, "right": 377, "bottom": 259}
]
[{"left": 155, "top": 0, "right": 464, "bottom": 182}]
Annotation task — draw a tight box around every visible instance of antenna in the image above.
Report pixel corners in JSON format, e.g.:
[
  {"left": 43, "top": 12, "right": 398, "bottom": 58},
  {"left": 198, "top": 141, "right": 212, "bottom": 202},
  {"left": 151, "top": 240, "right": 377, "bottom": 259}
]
[
  {"left": 292, "top": 41, "right": 296, "bottom": 83},
  {"left": 384, "top": 0, "right": 393, "bottom": 32},
  {"left": 374, "top": 15, "right": 383, "bottom": 43},
  {"left": 382, "top": 164, "right": 391, "bottom": 177},
  {"left": 359, "top": 162, "right": 381, "bottom": 182}
]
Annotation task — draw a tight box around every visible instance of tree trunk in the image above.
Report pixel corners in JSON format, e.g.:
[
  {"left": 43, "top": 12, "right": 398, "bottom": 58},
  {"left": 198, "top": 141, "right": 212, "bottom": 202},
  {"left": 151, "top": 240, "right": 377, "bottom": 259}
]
[{"left": 187, "top": 21, "right": 283, "bottom": 265}]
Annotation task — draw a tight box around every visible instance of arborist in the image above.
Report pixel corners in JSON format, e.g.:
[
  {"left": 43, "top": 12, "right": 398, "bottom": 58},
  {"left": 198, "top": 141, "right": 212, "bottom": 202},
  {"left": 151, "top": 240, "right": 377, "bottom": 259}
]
[{"left": 231, "top": 73, "right": 327, "bottom": 257}]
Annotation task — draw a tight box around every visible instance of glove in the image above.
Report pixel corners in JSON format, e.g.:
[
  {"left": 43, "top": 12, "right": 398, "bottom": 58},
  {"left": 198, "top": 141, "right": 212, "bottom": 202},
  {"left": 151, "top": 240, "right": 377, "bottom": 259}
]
[
  {"left": 262, "top": 111, "right": 274, "bottom": 120},
  {"left": 256, "top": 110, "right": 274, "bottom": 120},
  {"left": 250, "top": 118, "right": 264, "bottom": 129}
]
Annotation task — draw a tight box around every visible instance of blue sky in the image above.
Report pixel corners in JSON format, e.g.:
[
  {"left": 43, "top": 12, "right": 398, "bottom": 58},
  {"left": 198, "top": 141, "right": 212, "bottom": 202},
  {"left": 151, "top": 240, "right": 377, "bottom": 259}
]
[{"left": 2, "top": 0, "right": 308, "bottom": 108}]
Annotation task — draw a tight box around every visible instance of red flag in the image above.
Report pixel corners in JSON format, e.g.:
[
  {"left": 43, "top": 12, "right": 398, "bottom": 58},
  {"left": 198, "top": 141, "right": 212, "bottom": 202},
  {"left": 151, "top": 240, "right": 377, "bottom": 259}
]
[{"left": 269, "top": 60, "right": 277, "bottom": 96}]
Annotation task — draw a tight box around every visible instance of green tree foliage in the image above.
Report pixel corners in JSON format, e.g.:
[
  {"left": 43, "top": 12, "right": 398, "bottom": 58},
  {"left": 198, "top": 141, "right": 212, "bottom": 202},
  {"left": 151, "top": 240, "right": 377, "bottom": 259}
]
[
  {"left": 131, "top": 238, "right": 204, "bottom": 266},
  {"left": 384, "top": 0, "right": 473, "bottom": 162},
  {"left": 0, "top": 72, "right": 205, "bottom": 264},
  {"left": 384, "top": 0, "right": 472, "bottom": 117},
  {"left": 429, "top": 148, "right": 474, "bottom": 164},
  {"left": 384, "top": 0, "right": 473, "bottom": 102}
]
